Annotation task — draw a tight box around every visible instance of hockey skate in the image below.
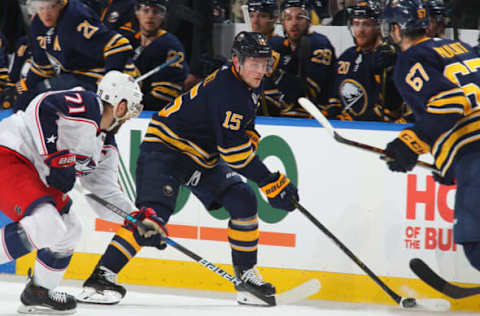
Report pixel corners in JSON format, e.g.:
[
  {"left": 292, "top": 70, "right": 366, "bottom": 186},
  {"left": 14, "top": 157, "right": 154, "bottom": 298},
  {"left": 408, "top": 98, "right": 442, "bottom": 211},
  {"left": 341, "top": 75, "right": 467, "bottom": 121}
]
[
  {"left": 76, "top": 265, "right": 126, "bottom": 305},
  {"left": 234, "top": 265, "right": 276, "bottom": 306},
  {"left": 18, "top": 270, "right": 77, "bottom": 314}
]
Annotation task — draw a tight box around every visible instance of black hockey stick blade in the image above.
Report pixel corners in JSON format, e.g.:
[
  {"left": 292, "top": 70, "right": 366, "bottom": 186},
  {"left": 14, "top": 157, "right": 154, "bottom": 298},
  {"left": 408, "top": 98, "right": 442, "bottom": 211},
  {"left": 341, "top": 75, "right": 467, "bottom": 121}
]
[
  {"left": 410, "top": 258, "right": 480, "bottom": 299},
  {"left": 292, "top": 199, "right": 450, "bottom": 311}
]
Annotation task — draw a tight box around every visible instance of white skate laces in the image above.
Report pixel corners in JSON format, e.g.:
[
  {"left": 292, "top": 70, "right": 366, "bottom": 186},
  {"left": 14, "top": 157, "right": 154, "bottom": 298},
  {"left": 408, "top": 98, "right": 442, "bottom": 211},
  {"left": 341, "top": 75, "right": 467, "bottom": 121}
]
[
  {"left": 48, "top": 290, "right": 68, "bottom": 304},
  {"left": 241, "top": 267, "right": 266, "bottom": 286}
]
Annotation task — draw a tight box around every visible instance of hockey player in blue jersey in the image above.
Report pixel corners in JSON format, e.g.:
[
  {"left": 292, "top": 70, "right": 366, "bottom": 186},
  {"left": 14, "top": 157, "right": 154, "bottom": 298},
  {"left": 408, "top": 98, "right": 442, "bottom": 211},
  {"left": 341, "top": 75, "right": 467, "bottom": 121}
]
[
  {"left": 329, "top": 0, "right": 406, "bottom": 122},
  {"left": 0, "top": 71, "right": 161, "bottom": 314},
  {"left": 78, "top": 31, "right": 299, "bottom": 306},
  {"left": 248, "top": 0, "right": 281, "bottom": 40},
  {"left": 263, "top": 0, "right": 336, "bottom": 117},
  {"left": 424, "top": 0, "right": 450, "bottom": 38},
  {"left": 132, "top": 0, "right": 189, "bottom": 110},
  {"left": 382, "top": 0, "right": 480, "bottom": 275},
  {"left": 14, "top": 0, "right": 136, "bottom": 111}
]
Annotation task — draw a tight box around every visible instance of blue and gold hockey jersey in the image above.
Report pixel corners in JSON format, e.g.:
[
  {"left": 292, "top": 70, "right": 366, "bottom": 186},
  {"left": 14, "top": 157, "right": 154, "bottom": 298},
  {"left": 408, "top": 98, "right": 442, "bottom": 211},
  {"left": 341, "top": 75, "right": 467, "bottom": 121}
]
[
  {"left": 394, "top": 37, "right": 480, "bottom": 178},
  {"left": 26, "top": 0, "right": 135, "bottom": 91},
  {"left": 132, "top": 30, "right": 189, "bottom": 111},
  {"left": 143, "top": 64, "right": 271, "bottom": 182},
  {"left": 332, "top": 43, "right": 403, "bottom": 121},
  {"left": 0, "top": 33, "right": 9, "bottom": 93},
  {"left": 264, "top": 31, "right": 336, "bottom": 117}
]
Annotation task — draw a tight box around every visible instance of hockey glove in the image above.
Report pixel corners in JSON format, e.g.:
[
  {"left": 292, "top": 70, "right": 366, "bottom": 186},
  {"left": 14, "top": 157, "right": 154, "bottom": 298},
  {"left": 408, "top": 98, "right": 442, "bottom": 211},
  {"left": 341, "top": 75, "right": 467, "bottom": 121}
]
[
  {"left": 432, "top": 172, "right": 456, "bottom": 186},
  {"left": 384, "top": 138, "right": 418, "bottom": 172},
  {"left": 384, "top": 129, "right": 430, "bottom": 173},
  {"left": 0, "top": 85, "right": 17, "bottom": 110},
  {"left": 44, "top": 150, "right": 76, "bottom": 193},
  {"left": 125, "top": 207, "right": 168, "bottom": 250},
  {"left": 259, "top": 172, "right": 298, "bottom": 212}
]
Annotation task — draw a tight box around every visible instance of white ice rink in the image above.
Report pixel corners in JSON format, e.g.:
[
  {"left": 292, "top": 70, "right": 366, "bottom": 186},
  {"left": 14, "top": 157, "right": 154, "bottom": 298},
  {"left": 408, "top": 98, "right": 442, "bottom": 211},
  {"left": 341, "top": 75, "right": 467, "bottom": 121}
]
[{"left": 0, "top": 275, "right": 477, "bottom": 316}]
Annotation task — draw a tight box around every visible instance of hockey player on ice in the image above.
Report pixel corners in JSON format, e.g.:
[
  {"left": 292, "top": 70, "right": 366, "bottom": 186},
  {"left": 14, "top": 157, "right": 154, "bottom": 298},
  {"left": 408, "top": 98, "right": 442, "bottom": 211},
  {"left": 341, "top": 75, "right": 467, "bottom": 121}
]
[
  {"left": 78, "top": 31, "right": 299, "bottom": 306},
  {"left": 0, "top": 71, "right": 166, "bottom": 314},
  {"left": 382, "top": 0, "right": 480, "bottom": 277}
]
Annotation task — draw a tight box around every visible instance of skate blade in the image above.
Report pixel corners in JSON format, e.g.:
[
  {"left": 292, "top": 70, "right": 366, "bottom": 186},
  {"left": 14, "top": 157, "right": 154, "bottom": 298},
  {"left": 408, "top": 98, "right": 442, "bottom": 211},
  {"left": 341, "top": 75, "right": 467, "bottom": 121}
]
[
  {"left": 18, "top": 304, "right": 76, "bottom": 315},
  {"left": 76, "top": 287, "right": 123, "bottom": 305}
]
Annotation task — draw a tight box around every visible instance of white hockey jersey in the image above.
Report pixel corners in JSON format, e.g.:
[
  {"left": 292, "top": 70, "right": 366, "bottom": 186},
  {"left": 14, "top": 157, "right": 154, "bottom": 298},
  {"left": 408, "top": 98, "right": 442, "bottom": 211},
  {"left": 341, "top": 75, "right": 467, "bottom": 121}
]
[{"left": 0, "top": 88, "right": 134, "bottom": 223}]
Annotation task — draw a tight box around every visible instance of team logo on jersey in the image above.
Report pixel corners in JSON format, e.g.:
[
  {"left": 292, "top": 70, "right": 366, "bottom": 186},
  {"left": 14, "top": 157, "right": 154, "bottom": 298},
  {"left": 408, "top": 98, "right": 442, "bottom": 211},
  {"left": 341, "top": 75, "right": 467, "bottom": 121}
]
[
  {"left": 339, "top": 79, "right": 368, "bottom": 116},
  {"left": 162, "top": 185, "right": 176, "bottom": 197},
  {"left": 107, "top": 11, "right": 120, "bottom": 23}
]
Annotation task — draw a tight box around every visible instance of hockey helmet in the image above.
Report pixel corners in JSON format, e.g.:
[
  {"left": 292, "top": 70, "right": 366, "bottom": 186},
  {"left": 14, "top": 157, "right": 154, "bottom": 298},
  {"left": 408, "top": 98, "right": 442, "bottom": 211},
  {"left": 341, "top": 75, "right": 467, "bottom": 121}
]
[
  {"left": 135, "top": 0, "right": 167, "bottom": 15},
  {"left": 248, "top": 0, "right": 280, "bottom": 16},
  {"left": 348, "top": 1, "right": 382, "bottom": 21},
  {"left": 382, "top": 0, "right": 429, "bottom": 35},
  {"left": 424, "top": 0, "right": 450, "bottom": 24},
  {"left": 97, "top": 71, "right": 143, "bottom": 131}
]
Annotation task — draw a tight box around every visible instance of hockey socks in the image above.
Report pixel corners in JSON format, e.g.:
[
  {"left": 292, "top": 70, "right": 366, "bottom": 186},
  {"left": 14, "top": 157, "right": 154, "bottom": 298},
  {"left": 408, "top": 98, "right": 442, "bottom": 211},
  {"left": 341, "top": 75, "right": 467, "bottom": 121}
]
[
  {"left": 228, "top": 216, "right": 259, "bottom": 268},
  {"left": 98, "top": 226, "right": 141, "bottom": 274}
]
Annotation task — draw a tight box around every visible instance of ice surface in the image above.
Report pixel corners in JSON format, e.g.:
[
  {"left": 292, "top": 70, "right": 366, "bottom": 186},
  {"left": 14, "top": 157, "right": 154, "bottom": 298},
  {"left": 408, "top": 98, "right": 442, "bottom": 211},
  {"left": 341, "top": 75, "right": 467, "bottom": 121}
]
[{"left": 0, "top": 274, "right": 476, "bottom": 316}]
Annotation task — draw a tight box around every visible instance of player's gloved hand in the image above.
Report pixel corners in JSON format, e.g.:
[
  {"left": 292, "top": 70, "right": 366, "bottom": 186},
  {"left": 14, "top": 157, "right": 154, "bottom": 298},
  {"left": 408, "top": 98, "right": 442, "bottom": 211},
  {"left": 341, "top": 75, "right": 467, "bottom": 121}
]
[
  {"left": 432, "top": 172, "right": 456, "bottom": 186},
  {"left": 125, "top": 207, "right": 168, "bottom": 250},
  {"left": 1, "top": 85, "right": 17, "bottom": 110},
  {"left": 246, "top": 129, "right": 260, "bottom": 151},
  {"left": 44, "top": 150, "right": 76, "bottom": 193},
  {"left": 16, "top": 78, "right": 28, "bottom": 95},
  {"left": 259, "top": 172, "right": 298, "bottom": 212},
  {"left": 384, "top": 138, "right": 418, "bottom": 172},
  {"left": 374, "top": 41, "right": 397, "bottom": 71}
]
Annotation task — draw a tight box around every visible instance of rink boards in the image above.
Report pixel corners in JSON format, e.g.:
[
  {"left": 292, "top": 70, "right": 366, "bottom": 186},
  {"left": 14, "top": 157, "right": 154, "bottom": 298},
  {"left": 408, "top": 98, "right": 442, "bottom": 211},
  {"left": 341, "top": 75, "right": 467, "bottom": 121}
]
[{"left": 1, "top": 111, "right": 479, "bottom": 311}]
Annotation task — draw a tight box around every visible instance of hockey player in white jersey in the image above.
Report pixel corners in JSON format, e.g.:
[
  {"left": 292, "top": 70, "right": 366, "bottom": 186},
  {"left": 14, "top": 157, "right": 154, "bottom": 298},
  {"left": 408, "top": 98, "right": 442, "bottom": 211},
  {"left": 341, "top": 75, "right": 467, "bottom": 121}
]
[{"left": 0, "top": 71, "right": 167, "bottom": 314}]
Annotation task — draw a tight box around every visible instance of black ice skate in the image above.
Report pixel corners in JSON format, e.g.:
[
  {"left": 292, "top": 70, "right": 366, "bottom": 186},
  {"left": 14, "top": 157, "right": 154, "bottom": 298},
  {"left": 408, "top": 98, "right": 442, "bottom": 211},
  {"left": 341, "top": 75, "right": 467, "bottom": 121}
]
[
  {"left": 234, "top": 265, "right": 276, "bottom": 306},
  {"left": 18, "top": 270, "right": 77, "bottom": 315},
  {"left": 76, "top": 265, "right": 126, "bottom": 305}
]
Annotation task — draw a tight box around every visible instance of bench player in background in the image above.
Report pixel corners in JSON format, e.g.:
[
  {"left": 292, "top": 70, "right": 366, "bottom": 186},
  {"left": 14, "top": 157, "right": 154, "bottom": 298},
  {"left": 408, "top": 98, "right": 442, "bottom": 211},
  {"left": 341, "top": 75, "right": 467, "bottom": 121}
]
[
  {"left": 0, "top": 33, "right": 10, "bottom": 109},
  {"left": 424, "top": 0, "right": 451, "bottom": 38},
  {"left": 263, "top": 0, "right": 336, "bottom": 117},
  {"left": 0, "top": 71, "right": 165, "bottom": 314},
  {"left": 132, "top": 0, "right": 189, "bottom": 111},
  {"left": 381, "top": 0, "right": 480, "bottom": 275},
  {"left": 78, "top": 31, "right": 299, "bottom": 306},
  {"left": 14, "top": 0, "right": 136, "bottom": 111},
  {"left": 329, "top": 0, "right": 407, "bottom": 122},
  {"left": 247, "top": 0, "right": 281, "bottom": 40}
]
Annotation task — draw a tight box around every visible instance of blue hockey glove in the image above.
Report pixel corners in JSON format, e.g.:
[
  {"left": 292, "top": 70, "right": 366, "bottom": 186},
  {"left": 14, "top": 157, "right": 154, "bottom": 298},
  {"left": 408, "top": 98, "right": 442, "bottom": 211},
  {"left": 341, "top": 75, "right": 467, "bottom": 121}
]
[
  {"left": 125, "top": 207, "right": 168, "bottom": 250},
  {"left": 384, "top": 138, "right": 418, "bottom": 172},
  {"left": 432, "top": 172, "right": 456, "bottom": 186},
  {"left": 44, "top": 150, "right": 76, "bottom": 193},
  {"left": 259, "top": 172, "right": 298, "bottom": 212}
]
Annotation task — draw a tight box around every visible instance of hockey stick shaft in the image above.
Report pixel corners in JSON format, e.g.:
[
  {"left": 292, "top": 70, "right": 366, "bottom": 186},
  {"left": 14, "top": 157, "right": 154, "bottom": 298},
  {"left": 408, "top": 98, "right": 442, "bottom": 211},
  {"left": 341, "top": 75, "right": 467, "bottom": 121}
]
[
  {"left": 298, "top": 97, "right": 437, "bottom": 172},
  {"left": 410, "top": 258, "right": 480, "bottom": 299},
  {"left": 135, "top": 55, "right": 180, "bottom": 83},
  {"left": 292, "top": 200, "right": 402, "bottom": 304},
  {"left": 85, "top": 193, "right": 241, "bottom": 287}
]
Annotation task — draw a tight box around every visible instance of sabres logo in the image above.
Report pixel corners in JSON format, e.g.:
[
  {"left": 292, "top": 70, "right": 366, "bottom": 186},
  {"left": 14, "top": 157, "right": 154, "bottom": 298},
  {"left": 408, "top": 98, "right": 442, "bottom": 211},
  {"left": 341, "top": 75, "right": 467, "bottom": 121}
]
[{"left": 339, "top": 79, "right": 368, "bottom": 116}]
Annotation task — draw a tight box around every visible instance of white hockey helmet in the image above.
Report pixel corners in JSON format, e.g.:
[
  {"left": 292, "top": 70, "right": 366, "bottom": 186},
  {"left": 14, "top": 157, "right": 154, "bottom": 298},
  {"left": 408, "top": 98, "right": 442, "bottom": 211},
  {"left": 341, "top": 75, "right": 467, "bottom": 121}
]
[{"left": 97, "top": 71, "right": 143, "bottom": 131}]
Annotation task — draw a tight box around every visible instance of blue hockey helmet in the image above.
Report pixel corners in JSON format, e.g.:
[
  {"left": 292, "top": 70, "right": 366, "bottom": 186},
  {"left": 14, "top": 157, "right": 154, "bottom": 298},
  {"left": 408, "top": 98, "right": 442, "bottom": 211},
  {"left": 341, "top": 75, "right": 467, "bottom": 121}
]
[
  {"left": 135, "top": 0, "right": 167, "bottom": 11},
  {"left": 348, "top": 1, "right": 382, "bottom": 21},
  {"left": 382, "top": 0, "right": 429, "bottom": 34},
  {"left": 231, "top": 31, "right": 272, "bottom": 60},
  {"left": 280, "top": 0, "right": 311, "bottom": 13},
  {"left": 248, "top": 0, "right": 279, "bottom": 16},
  {"left": 424, "top": 0, "right": 450, "bottom": 24}
]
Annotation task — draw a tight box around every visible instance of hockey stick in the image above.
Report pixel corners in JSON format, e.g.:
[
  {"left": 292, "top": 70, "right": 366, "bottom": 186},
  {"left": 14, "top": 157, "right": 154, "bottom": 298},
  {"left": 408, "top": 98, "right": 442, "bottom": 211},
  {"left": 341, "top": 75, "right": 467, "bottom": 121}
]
[
  {"left": 292, "top": 200, "right": 451, "bottom": 311},
  {"left": 135, "top": 55, "right": 180, "bottom": 83},
  {"left": 410, "top": 258, "right": 480, "bottom": 299},
  {"left": 298, "top": 97, "right": 437, "bottom": 172},
  {"left": 85, "top": 193, "right": 321, "bottom": 306}
]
